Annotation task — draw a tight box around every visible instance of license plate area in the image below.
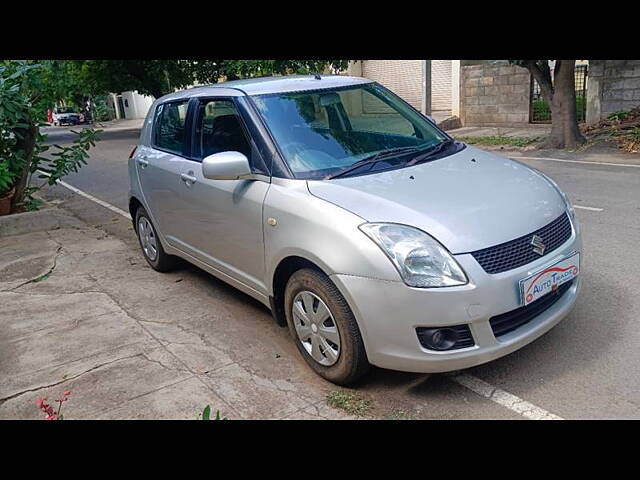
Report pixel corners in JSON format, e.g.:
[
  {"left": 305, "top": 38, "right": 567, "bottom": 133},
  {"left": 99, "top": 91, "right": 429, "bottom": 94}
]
[{"left": 519, "top": 252, "right": 580, "bottom": 306}]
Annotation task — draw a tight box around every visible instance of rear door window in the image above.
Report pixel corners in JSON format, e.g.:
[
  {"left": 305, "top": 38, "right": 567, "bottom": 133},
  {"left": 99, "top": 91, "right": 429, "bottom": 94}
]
[{"left": 154, "top": 100, "right": 189, "bottom": 155}]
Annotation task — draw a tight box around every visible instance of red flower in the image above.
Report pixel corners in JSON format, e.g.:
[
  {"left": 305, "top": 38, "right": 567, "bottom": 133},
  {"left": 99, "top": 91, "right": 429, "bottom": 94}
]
[{"left": 35, "top": 389, "right": 71, "bottom": 420}]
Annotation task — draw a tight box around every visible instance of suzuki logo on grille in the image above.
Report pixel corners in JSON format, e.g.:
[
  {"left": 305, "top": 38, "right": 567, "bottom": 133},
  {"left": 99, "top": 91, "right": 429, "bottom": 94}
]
[{"left": 531, "top": 235, "right": 546, "bottom": 256}]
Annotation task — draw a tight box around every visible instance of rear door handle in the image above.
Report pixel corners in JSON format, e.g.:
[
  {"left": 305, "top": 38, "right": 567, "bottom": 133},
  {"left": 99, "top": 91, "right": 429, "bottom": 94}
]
[
  {"left": 137, "top": 156, "right": 149, "bottom": 168},
  {"left": 180, "top": 173, "right": 197, "bottom": 184}
]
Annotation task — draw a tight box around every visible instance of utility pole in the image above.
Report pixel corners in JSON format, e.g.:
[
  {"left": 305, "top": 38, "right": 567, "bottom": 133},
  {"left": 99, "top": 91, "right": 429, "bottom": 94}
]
[{"left": 422, "top": 60, "right": 432, "bottom": 116}]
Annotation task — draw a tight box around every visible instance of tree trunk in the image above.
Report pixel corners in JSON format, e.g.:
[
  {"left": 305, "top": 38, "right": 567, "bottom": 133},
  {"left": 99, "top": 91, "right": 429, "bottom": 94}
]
[
  {"left": 10, "top": 122, "right": 39, "bottom": 213},
  {"left": 523, "top": 60, "right": 586, "bottom": 149},
  {"left": 546, "top": 60, "right": 586, "bottom": 149}
]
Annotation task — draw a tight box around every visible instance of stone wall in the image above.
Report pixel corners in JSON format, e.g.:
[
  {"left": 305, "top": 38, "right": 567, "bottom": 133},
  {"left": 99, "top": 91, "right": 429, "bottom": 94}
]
[
  {"left": 460, "top": 64, "right": 531, "bottom": 126},
  {"left": 586, "top": 60, "right": 640, "bottom": 124}
]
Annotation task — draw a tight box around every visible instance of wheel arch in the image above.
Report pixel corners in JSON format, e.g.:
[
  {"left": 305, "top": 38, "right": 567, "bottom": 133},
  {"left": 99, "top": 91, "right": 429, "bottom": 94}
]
[
  {"left": 129, "top": 196, "right": 143, "bottom": 230},
  {"left": 270, "top": 255, "right": 326, "bottom": 327}
]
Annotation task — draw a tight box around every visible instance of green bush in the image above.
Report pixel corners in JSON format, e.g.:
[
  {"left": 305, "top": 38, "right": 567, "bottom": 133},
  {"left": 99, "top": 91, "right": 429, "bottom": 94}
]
[
  {"left": 0, "top": 61, "right": 101, "bottom": 212},
  {"left": 576, "top": 95, "right": 586, "bottom": 120},
  {"left": 94, "top": 95, "right": 115, "bottom": 122},
  {"left": 532, "top": 96, "right": 586, "bottom": 123},
  {"left": 532, "top": 98, "right": 551, "bottom": 122}
]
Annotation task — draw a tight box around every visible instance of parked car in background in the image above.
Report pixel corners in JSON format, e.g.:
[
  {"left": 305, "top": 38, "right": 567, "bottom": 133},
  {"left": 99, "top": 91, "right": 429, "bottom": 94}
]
[
  {"left": 128, "top": 75, "right": 582, "bottom": 385},
  {"left": 52, "top": 106, "right": 82, "bottom": 126}
]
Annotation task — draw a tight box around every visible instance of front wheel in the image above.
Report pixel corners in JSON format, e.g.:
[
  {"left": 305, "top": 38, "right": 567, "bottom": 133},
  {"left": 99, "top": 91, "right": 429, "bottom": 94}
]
[{"left": 284, "top": 268, "right": 370, "bottom": 385}]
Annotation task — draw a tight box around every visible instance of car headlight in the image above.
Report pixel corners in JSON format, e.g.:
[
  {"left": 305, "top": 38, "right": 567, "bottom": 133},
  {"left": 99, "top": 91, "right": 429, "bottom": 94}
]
[{"left": 359, "top": 223, "right": 468, "bottom": 288}]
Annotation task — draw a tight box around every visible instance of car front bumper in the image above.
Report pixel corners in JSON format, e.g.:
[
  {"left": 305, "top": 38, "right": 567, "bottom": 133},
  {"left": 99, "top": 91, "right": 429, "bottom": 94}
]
[{"left": 330, "top": 217, "right": 582, "bottom": 373}]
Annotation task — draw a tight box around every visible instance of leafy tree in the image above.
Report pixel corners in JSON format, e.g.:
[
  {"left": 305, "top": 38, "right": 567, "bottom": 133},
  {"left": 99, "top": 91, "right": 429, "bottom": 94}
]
[
  {"left": 510, "top": 60, "right": 586, "bottom": 149},
  {"left": 0, "top": 61, "right": 100, "bottom": 213},
  {"left": 208, "top": 59, "right": 348, "bottom": 81},
  {"left": 80, "top": 60, "right": 194, "bottom": 100},
  {"left": 79, "top": 59, "right": 349, "bottom": 99},
  {"left": 9, "top": 60, "right": 91, "bottom": 120}
]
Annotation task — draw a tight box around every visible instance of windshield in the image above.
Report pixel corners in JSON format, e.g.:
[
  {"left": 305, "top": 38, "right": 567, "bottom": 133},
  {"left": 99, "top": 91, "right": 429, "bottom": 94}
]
[
  {"left": 55, "top": 107, "right": 76, "bottom": 114},
  {"left": 252, "top": 83, "right": 451, "bottom": 179}
]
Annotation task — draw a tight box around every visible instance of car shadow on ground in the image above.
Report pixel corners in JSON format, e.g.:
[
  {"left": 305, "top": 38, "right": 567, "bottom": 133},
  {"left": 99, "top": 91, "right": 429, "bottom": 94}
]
[{"left": 171, "top": 258, "right": 273, "bottom": 318}]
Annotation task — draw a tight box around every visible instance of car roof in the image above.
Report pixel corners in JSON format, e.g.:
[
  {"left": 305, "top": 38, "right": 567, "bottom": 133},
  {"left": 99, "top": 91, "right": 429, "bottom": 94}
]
[{"left": 155, "top": 75, "right": 373, "bottom": 103}]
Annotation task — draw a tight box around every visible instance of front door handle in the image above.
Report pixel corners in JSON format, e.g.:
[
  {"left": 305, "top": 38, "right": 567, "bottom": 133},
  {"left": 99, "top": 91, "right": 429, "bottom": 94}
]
[
  {"left": 180, "top": 172, "right": 197, "bottom": 185},
  {"left": 137, "top": 156, "right": 149, "bottom": 168}
]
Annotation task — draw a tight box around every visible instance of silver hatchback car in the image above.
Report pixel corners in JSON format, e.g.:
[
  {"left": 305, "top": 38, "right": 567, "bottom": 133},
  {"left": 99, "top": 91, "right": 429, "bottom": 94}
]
[{"left": 128, "top": 75, "right": 582, "bottom": 385}]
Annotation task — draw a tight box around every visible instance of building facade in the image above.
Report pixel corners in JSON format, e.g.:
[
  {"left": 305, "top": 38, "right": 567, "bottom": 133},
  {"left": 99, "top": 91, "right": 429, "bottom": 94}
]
[
  {"left": 348, "top": 60, "right": 461, "bottom": 124},
  {"left": 108, "top": 91, "right": 155, "bottom": 120}
]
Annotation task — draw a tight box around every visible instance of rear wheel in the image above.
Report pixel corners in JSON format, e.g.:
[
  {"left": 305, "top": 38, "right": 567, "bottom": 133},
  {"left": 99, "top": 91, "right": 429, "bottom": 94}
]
[
  {"left": 284, "top": 268, "right": 369, "bottom": 385},
  {"left": 135, "top": 206, "right": 177, "bottom": 272}
]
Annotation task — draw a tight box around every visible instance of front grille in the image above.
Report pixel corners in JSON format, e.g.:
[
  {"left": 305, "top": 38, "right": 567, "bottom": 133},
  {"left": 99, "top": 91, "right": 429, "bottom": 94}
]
[
  {"left": 416, "top": 324, "right": 475, "bottom": 351},
  {"left": 490, "top": 279, "right": 574, "bottom": 338},
  {"left": 471, "top": 213, "right": 572, "bottom": 274}
]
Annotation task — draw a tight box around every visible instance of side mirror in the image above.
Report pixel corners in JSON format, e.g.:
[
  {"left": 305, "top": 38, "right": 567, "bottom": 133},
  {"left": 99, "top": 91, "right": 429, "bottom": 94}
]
[{"left": 202, "top": 151, "right": 251, "bottom": 180}]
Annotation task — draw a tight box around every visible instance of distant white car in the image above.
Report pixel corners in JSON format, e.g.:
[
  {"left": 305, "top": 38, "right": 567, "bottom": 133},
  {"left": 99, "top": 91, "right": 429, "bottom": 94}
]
[{"left": 53, "top": 107, "right": 83, "bottom": 126}]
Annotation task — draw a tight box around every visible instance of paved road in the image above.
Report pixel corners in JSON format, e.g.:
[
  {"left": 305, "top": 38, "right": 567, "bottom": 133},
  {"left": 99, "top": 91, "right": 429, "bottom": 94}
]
[
  {"left": 40, "top": 127, "right": 640, "bottom": 419},
  {"left": 43, "top": 127, "right": 139, "bottom": 211}
]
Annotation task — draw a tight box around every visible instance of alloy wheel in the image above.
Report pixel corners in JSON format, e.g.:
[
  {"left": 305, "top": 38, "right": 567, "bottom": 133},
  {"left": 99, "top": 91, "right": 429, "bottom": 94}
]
[{"left": 138, "top": 217, "right": 158, "bottom": 262}]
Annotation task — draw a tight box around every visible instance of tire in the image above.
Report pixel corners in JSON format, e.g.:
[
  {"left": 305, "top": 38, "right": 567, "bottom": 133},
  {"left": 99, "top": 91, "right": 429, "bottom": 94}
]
[
  {"left": 284, "top": 268, "right": 370, "bottom": 385},
  {"left": 134, "top": 206, "right": 177, "bottom": 272}
]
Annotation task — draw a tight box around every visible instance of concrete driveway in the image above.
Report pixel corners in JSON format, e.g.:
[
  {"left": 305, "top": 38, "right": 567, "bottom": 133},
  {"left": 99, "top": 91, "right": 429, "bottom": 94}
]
[
  {"left": 0, "top": 208, "right": 358, "bottom": 419},
  {"left": 2, "top": 124, "right": 639, "bottom": 419}
]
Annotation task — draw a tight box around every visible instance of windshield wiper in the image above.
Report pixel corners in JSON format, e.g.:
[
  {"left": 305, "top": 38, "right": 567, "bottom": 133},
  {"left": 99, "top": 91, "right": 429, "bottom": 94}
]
[
  {"left": 405, "top": 139, "right": 455, "bottom": 167},
  {"left": 324, "top": 146, "right": 420, "bottom": 180}
]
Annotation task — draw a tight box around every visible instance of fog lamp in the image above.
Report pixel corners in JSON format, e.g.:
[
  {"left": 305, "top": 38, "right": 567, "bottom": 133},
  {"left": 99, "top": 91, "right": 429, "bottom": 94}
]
[{"left": 420, "top": 328, "right": 458, "bottom": 351}]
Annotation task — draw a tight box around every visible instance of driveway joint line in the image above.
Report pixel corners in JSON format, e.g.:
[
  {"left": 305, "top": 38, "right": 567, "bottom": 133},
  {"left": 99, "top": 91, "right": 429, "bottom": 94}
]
[
  {"left": 89, "top": 277, "right": 240, "bottom": 415},
  {"left": 0, "top": 353, "right": 146, "bottom": 406}
]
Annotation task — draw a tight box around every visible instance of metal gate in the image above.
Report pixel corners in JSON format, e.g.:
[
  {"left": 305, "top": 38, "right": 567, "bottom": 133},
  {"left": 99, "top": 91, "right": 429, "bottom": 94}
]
[{"left": 530, "top": 64, "right": 588, "bottom": 123}]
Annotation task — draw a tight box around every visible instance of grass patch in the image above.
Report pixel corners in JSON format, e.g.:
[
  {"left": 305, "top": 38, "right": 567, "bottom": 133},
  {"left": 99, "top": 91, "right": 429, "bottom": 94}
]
[
  {"left": 457, "top": 136, "right": 542, "bottom": 147},
  {"left": 33, "top": 273, "right": 50, "bottom": 283},
  {"left": 384, "top": 409, "right": 415, "bottom": 420},
  {"left": 326, "top": 390, "right": 371, "bottom": 417}
]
